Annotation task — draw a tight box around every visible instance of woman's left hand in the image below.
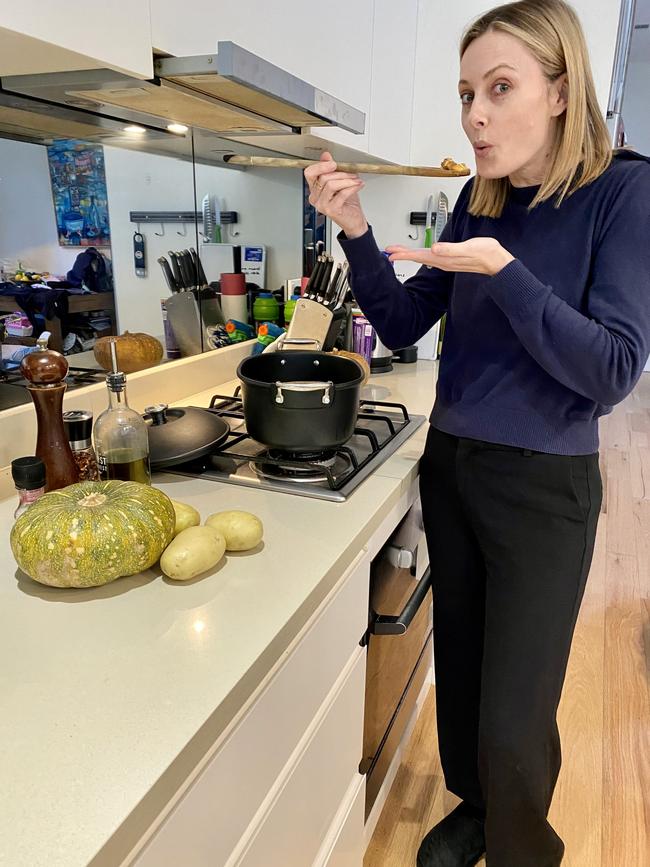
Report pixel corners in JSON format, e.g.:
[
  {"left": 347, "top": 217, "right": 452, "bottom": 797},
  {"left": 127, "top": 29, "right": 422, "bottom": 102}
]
[{"left": 385, "top": 237, "right": 515, "bottom": 276}]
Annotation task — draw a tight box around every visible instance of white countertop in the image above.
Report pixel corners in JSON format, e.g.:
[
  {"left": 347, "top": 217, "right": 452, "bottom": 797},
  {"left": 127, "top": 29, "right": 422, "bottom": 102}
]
[{"left": 0, "top": 359, "right": 437, "bottom": 867}]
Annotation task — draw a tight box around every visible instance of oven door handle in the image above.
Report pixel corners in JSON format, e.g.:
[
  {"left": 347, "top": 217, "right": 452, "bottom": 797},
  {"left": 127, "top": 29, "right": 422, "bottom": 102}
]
[{"left": 363, "top": 566, "right": 432, "bottom": 642}]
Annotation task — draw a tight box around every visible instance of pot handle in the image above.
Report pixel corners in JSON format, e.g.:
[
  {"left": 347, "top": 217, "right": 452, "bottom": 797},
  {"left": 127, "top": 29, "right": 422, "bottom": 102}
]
[
  {"left": 276, "top": 336, "right": 322, "bottom": 350},
  {"left": 275, "top": 380, "right": 333, "bottom": 405}
]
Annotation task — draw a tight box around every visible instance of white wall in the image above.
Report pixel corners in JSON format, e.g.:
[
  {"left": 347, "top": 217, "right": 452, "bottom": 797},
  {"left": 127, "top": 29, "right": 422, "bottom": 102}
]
[
  {"left": 0, "top": 138, "right": 80, "bottom": 276},
  {"left": 332, "top": 0, "right": 622, "bottom": 257}
]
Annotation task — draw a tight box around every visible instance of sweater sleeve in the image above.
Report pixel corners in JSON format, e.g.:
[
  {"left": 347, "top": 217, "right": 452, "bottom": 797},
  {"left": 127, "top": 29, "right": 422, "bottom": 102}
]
[
  {"left": 485, "top": 170, "right": 650, "bottom": 406},
  {"left": 337, "top": 219, "right": 454, "bottom": 350}
]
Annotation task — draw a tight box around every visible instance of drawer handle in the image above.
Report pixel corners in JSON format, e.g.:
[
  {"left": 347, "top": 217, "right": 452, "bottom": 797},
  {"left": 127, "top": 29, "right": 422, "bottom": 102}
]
[{"left": 361, "top": 566, "right": 432, "bottom": 642}]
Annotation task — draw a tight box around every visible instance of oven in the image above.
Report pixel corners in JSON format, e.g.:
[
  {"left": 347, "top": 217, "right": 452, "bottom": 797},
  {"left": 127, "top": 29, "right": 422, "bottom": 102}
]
[{"left": 360, "top": 496, "right": 433, "bottom": 818}]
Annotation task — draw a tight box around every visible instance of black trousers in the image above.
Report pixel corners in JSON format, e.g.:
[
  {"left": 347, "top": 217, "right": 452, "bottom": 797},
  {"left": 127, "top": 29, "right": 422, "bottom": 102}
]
[{"left": 418, "top": 426, "right": 602, "bottom": 867}]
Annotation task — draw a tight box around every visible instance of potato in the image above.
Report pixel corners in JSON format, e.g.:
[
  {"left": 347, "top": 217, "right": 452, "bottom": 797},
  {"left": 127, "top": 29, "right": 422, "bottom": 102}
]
[
  {"left": 170, "top": 499, "right": 201, "bottom": 536},
  {"left": 160, "top": 525, "right": 226, "bottom": 581},
  {"left": 205, "top": 510, "right": 264, "bottom": 551}
]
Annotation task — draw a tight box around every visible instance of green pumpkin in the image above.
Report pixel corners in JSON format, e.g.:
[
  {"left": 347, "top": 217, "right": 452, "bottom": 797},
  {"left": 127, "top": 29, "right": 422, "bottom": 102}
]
[{"left": 11, "top": 480, "right": 175, "bottom": 588}]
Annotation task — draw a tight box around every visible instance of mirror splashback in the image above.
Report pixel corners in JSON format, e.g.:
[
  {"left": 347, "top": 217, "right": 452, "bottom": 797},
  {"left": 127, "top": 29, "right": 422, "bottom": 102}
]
[{"left": 0, "top": 88, "right": 303, "bottom": 412}]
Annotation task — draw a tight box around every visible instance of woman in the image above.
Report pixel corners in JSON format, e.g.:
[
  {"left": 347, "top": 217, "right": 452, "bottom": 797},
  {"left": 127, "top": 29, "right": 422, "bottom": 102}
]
[{"left": 304, "top": 1, "right": 650, "bottom": 865}]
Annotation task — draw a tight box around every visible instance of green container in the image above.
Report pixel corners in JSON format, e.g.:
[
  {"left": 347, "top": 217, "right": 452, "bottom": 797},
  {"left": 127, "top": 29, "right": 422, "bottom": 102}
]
[
  {"left": 253, "top": 293, "right": 280, "bottom": 330},
  {"left": 283, "top": 294, "right": 301, "bottom": 325}
]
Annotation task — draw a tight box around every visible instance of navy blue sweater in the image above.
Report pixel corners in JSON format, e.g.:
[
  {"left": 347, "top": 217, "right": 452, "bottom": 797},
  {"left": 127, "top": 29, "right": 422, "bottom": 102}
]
[{"left": 339, "top": 150, "right": 650, "bottom": 454}]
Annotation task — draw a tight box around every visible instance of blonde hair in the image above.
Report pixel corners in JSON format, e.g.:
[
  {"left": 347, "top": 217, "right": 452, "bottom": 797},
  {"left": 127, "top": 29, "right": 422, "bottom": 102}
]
[{"left": 460, "top": 0, "right": 612, "bottom": 218}]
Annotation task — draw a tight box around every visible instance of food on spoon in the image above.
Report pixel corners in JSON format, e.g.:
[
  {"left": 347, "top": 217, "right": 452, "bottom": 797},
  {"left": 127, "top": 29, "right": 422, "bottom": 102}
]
[
  {"left": 205, "top": 510, "right": 264, "bottom": 552},
  {"left": 160, "top": 525, "right": 227, "bottom": 580},
  {"left": 170, "top": 499, "right": 201, "bottom": 536},
  {"left": 10, "top": 480, "right": 175, "bottom": 588},
  {"left": 441, "top": 157, "right": 469, "bottom": 173}
]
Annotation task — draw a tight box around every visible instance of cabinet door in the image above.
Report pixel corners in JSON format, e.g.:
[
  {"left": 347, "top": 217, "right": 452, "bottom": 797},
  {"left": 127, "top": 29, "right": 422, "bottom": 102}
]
[
  {"left": 150, "top": 0, "right": 373, "bottom": 153},
  {"left": 131, "top": 552, "right": 370, "bottom": 867},
  {"left": 0, "top": 2, "right": 152, "bottom": 78},
  {"left": 367, "top": 0, "right": 418, "bottom": 164},
  {"left": 235, "top": 647, "right": 367, "bottom": 867}
]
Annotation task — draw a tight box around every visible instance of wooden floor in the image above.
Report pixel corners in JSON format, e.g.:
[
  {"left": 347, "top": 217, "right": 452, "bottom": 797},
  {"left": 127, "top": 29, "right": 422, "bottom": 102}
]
[{"left": 364, "top": 374, "right": 650, "bottom": 867}]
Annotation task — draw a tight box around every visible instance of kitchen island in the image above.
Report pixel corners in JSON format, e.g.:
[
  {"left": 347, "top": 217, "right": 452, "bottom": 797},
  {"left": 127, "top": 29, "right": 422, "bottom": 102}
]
[{"left": 0, "top": 359, "right": 438, "bottom": 867}]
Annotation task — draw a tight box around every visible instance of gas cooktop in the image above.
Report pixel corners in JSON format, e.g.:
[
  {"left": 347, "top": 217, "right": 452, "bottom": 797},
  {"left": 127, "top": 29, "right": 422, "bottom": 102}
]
[
  {"left": 0, "top": 363, "right": 106, "bottom": 410},
  {"left": 162, "top": 388, "right": 426, "bottom": 502}
]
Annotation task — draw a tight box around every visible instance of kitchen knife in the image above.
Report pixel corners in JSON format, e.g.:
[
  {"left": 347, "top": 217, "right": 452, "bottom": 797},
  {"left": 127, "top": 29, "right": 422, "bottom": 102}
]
[
  {"left": 312, "top": 255, "right": 327, "bottom": 301},
  {"left": 168, "top": 251, "right": 183, "bottom": 288},
  {"left": 306, "top": 255, "right": 324, "bottom": 299},
  {"left": 324, "top": 265, "right": 343, "bottom": 309},
  {"left": 435, "top": 192, "right": 449, "bottom": 242},
  {"left": 316, "top": 257, "right": 334, "bottom": 303},
  {"left": 190, "top": 247, "right": 208, "bottom": 287},
  {"left": 157, "top": 256, "right": 178, "bottom": 294},
  {"left": 179, "top": 250, "right": 194, "bottom": 290},
  {"left": 184, "top": 248, "right": 199, "bottom": 288},
  {"left": 333, "top": 263, "right": 350, "bottom": 309},
  {"left": 323, "top": 263, "right": 342, "bottom": 307},
  {"left": 424, "top": 195, "right": 434, "bottom": 248}
]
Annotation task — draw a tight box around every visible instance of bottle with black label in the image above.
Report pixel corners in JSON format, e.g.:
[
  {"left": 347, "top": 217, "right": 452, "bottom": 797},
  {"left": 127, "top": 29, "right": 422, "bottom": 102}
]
[{"left": 93, "top": 342, "right": 151, "bottom": 484}]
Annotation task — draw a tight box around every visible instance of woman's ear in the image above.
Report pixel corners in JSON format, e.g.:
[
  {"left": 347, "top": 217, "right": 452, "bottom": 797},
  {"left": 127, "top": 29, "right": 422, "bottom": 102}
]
[{"left": 550, "top": 73, "right": 568, "bottom": 117}]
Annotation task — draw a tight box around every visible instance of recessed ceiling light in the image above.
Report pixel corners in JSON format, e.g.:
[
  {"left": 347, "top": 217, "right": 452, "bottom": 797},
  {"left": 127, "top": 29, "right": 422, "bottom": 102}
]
[
  {"left": 167, "top": 122, "right": 189, "bottom": 134},
  {"left": 124, "top": 124, "right": 146, "bottom": 133}
]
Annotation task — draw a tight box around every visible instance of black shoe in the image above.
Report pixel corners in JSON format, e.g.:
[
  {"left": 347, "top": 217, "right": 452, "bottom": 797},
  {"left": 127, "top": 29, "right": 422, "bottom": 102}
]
[{"left": 416, "top": 802, "right": 486, "bottom": 867}]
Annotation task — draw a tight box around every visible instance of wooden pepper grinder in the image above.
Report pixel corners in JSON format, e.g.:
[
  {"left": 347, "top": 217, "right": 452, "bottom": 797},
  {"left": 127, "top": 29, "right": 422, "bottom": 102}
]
[{"left": 21, "top": 338, "right": 79, "bottom": 492}]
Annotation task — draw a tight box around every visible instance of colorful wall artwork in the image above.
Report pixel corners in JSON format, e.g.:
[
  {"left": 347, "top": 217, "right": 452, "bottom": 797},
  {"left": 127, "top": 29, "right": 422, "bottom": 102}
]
[{"left": 47, "top": 140, "right": 111, "bottom": 247}]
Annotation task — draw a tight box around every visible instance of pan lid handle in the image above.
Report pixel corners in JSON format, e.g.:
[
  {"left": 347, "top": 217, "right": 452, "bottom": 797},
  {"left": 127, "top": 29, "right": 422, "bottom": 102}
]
[{"left": 144, "top": 403, "right": 169, "bottom": 425}]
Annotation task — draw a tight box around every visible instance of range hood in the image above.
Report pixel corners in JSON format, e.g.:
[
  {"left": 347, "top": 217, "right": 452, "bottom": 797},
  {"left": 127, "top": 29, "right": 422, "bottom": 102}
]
[{"left": 1, "top": 41, "right": 365, "bottom": 139}]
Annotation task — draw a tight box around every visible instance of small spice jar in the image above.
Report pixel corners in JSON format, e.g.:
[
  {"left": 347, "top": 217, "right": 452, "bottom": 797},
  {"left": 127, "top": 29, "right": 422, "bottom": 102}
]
[
  {"left": 63, "top": 411, "right": 99, "bottom": 481},
  {"left": 11, "top": 456, "right": 46, "bottom": 519}
]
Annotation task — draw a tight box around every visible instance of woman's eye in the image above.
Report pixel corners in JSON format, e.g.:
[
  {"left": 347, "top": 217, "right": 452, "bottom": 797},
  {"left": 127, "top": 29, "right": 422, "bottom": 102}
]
[
  {"left": 460, "top": 93, "right": 473, "bottom": 105},
  {"left": 494, "top": 82, "right": 510, "bottom": 95}
]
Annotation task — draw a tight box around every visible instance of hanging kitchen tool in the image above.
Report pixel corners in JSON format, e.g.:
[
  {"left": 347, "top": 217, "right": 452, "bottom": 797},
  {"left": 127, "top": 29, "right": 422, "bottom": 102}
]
[
  {"left": 143, "top": 403, "right": 230, "bottom": 469},
  {"left": 223, "top": 155, "right": 470, "bottom": 177},
  {"left": 133, "top": 231, "right": 146, "bottom": 277},
  {"left": 237, "top": 351, "right": 364, "bottom": 452}
]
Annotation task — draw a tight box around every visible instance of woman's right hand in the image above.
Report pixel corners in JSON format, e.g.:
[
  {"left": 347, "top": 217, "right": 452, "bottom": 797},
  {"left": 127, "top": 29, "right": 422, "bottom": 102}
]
[{"left": 304, "top": 151, "right": 369, "bottom": 239}]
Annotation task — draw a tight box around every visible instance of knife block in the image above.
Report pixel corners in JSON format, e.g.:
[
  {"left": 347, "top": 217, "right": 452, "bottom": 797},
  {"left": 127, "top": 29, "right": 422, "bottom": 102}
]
[{"left": 282, "top": 298, "right": 333, "bottom": 351}]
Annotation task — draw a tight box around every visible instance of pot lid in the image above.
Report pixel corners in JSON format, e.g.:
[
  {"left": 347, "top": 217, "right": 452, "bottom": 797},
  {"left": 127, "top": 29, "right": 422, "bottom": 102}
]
[{"left": 143, "top": 404, "right": 229, "bottom": 469}]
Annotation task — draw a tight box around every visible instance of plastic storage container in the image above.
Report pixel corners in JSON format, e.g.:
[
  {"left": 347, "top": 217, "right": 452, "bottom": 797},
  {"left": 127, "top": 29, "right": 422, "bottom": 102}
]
[
  {"left": 283, "top": 294, "right": 301, "bottom": 325},
  {"left": 253, "top": 293, "right": 280, "bottom": 331}
]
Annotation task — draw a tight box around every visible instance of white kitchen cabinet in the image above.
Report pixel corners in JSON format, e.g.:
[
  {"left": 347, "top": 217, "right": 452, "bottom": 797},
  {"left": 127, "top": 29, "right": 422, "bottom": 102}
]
[
  {"left": 0, "top": 2, "right": 152, "bottom": 78},
  {"left": 367, "top": 0, "right": 418, "bottom": 165},
  {"left": 150, "top": 0, "right": 374, "bottom": 154},
  {"left": 316, "top": 773, "right": 366, "bottom": 867},
  {"left": 130, "top": 551, "right": 370, "bottom": 866},
  {"left": 234, "top": 647, "right": 366, "bottom": 867}
]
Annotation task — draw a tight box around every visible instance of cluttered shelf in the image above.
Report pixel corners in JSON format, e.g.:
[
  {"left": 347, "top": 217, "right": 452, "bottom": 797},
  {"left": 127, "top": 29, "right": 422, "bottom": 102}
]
[{"left": 0, "top": 292, "right": 117, "bottom": 354}]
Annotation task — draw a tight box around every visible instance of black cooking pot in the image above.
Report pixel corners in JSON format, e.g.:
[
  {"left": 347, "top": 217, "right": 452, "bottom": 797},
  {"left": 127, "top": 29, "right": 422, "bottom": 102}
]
[{"left": 237, "top": 351, "right": 363, "bottom": 452}]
